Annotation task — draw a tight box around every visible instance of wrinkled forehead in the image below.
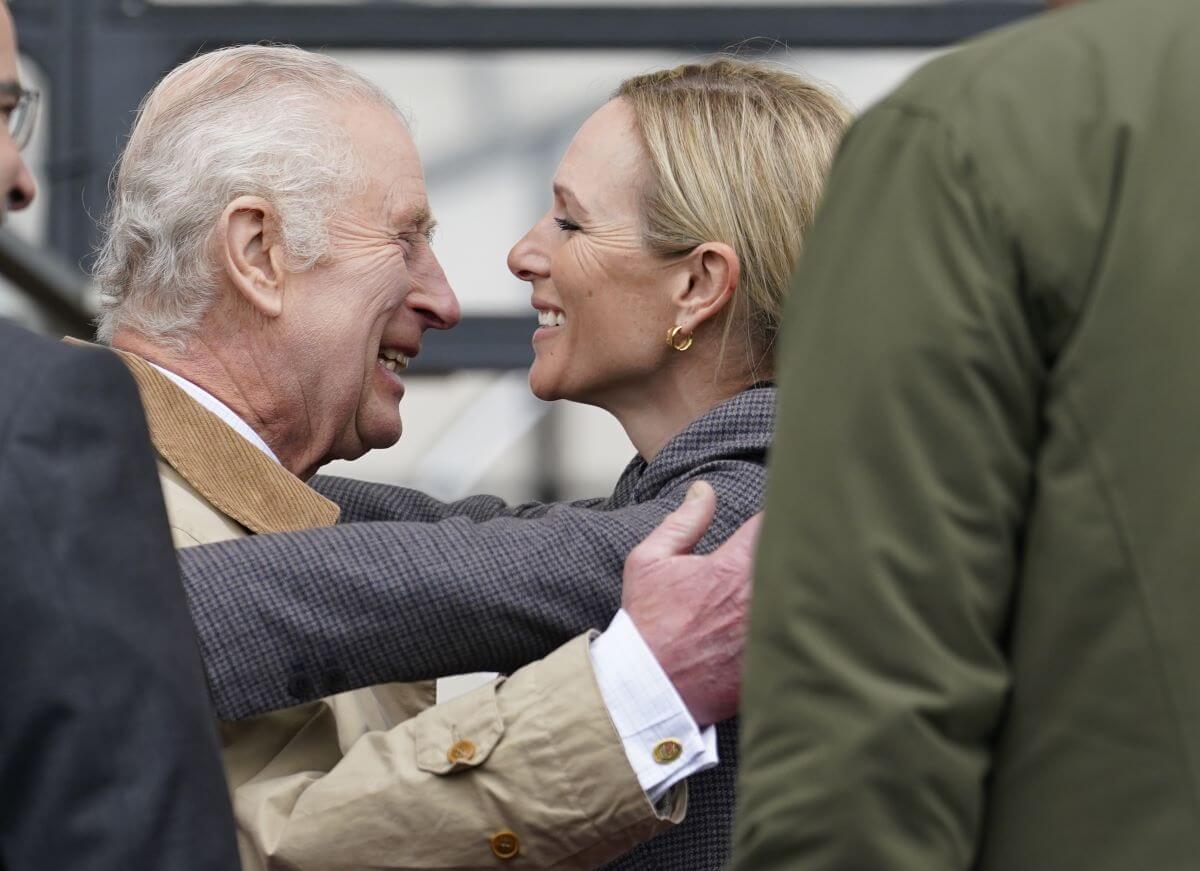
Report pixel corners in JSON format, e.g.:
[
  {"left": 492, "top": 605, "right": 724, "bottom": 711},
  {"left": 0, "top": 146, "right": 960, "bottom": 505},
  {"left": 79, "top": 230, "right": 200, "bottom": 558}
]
[
  {"left": 555, "top": 98, "right": 647, "bottom": 216},
  {"left": 341, "top": 100, "right": 429, "bottom": 222}
]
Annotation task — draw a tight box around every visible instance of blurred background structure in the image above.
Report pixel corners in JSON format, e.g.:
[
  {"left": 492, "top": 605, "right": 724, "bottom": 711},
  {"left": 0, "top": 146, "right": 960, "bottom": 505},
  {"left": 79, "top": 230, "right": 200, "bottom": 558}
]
[{"left": 3, "top": 0, "right": 1036, "bottom": 501}]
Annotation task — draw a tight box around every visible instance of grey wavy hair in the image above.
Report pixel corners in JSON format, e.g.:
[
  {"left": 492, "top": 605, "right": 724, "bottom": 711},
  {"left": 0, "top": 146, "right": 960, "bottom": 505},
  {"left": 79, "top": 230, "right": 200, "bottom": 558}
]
[{"left": 93, "top": 44, "right": 403, "bottom": 345}]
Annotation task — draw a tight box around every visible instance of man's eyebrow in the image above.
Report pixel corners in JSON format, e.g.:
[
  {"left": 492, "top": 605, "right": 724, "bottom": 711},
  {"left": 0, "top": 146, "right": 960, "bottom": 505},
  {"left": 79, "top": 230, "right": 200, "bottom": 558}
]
[
  {"left": 553, "top": 182, "right": 590, "bottom": 217},
  {"left": 0, "top": 81, "right": 23, "bottom": 99},
  {"left": 394, "top": 203, "right": 435, "bottom": 233}
]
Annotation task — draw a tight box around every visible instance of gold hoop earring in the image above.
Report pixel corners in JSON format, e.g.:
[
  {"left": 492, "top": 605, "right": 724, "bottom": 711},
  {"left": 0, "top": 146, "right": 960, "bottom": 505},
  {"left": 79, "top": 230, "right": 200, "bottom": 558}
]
[{"left": 667, "top": 325, "right": 694, "bottom": 352}]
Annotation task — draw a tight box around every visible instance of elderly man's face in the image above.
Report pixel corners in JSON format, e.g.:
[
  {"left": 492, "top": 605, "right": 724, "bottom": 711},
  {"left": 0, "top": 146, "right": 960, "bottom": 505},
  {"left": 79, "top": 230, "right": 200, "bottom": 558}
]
[{"left": 282, "top": 103, "right": 459, "bottom": 465}]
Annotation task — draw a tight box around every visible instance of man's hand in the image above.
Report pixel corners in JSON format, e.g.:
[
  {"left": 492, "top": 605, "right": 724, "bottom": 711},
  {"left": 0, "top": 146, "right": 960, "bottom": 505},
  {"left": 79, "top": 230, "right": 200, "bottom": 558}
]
[{"left": 622, "top": 481, "right": 763, "bottom": 726}]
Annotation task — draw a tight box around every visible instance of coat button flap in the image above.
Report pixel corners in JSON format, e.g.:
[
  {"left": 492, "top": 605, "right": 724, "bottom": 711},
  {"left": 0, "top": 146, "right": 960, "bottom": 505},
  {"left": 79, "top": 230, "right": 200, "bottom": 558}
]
[
  {"left": 414, "top": 676, "right": 504, "bottom": 775},
  {"left": 447, "top": 739, "right": 476, "bottom": 764}
]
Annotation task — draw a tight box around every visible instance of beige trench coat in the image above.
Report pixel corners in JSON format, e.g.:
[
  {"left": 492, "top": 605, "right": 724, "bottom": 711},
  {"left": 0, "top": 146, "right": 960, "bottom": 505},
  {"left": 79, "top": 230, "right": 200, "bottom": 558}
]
[{"left": 112, "top": 348, "right": 682, "bottom": 870}]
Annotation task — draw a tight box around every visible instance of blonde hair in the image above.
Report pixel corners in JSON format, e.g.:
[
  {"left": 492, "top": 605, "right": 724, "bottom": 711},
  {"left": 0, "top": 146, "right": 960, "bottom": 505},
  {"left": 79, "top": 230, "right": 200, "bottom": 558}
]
[
  {"left": 616, "top": 58, "right": 850, "bottom": 375},
  {"left": 94, "top": 44, "right": 403, "bottom": 345}
]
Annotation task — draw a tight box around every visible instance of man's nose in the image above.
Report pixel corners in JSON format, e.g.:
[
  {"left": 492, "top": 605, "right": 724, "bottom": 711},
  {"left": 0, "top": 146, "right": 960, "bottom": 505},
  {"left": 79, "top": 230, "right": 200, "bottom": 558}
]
[
  {"left": 410, "top": 250, "right": 461, "bottom": 331},
  {"left": 3, "top": 149, "right": 36, "bottom": 214},
  {"left": 507, "top": 220, "right": 550, "bottom": 282}
]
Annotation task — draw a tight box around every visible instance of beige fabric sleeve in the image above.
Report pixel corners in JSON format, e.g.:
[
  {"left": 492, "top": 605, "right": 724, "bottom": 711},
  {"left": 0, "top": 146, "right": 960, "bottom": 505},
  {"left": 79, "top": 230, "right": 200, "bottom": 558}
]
[{"left": 234, "top": 633, "right": 684, "bottom": 870}]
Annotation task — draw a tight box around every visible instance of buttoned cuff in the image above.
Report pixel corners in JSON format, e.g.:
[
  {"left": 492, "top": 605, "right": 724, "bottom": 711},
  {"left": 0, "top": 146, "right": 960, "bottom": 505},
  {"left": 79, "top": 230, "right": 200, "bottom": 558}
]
[{"left": 589, "top": 609, "right": 720, "bottom": 803}]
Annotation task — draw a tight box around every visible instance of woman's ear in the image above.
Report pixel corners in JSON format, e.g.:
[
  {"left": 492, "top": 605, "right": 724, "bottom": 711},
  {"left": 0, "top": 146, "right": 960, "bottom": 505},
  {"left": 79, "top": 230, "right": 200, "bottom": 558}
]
[
  {"left": 672, "top": 241, "right": 740, "bottom": 335},
  {"left": 219, "top": 196, "right": 287, "bottom": 319}
]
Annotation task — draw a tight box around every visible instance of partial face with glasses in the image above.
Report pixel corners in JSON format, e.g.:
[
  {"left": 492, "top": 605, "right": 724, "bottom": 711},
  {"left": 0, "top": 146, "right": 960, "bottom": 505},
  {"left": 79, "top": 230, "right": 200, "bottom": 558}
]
[{"left": 0, "top": 2, "right": 37, "bottom": 221}]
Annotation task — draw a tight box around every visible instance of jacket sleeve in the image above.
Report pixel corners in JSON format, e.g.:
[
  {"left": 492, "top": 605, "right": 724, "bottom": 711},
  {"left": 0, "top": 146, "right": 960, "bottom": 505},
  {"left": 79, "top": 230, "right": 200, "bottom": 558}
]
[
  {"left": 179, "top": 463, "right": 762, "bottom": 721},
  {"left": 0, "top": 342, "right": 239, "bottom": 870},
  {"left": 309, "top": 473, "right": 607, "bottom": 523},
  {"left": 732, "top": 105, "right": 1043, "bottom": 869},
  {"left": 235, "top": 634, "right": 682, "bottom": 870}
]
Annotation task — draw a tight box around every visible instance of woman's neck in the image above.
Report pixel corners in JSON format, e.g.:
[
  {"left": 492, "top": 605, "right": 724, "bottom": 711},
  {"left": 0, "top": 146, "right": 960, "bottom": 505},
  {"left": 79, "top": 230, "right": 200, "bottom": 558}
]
[{"left": 602, "top": 367, "right": 749, "bottom": 461}]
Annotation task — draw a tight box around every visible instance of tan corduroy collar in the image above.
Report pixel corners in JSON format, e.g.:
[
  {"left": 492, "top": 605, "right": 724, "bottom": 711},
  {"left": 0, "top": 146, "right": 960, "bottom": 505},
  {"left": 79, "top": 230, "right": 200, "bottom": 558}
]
[{"left": 64, "top": 339, "right": 339, "bottom": 533}]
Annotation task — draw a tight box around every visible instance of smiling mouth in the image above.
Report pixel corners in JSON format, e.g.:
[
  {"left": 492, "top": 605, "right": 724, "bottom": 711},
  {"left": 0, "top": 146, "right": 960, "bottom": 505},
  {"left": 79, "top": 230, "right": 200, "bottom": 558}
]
[
  {"left": 378, "top": 347, "right": 411, "bottom": 372},
  {"left": 536, "top": 309, "right": 566, "bottom": 328}
]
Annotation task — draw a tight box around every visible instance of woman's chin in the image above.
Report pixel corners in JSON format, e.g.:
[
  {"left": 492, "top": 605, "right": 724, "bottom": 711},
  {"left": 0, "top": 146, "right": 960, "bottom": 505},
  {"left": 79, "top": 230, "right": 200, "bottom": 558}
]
[
  {"left": 528, "top": 374, "right": 559, "bottom": 403},
  {"left": 527, "top": 359, "right": 558, "bottom": 401},
  {"left": 529, "top": 363, "right": 595, "bottom": 405}
]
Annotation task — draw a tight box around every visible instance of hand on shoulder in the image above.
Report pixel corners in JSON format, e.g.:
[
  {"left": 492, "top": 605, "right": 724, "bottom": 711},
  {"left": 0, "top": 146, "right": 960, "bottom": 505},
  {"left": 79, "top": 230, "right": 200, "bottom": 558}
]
[{"left": 622, "top": 481, "right": 762, "bottom": 725}]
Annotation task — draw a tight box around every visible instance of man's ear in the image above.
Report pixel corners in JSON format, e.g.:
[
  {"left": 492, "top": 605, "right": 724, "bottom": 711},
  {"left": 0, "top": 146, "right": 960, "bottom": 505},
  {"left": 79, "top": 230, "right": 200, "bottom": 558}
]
[
  {"left": 219, "top": 196, "right": 287, "bottom": 319},
  {"left": 672, "top": 242, "right": 740, "bottom": 335}
]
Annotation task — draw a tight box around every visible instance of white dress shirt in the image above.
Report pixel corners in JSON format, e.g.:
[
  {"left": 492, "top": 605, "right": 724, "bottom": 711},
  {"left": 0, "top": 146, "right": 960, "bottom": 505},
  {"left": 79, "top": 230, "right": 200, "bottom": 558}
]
[
  {"left": 590, "top": 609, "right": 720, "bottom": 802},
  {"left": 154, "top": 362, "right": 717, "bottom": 801}
]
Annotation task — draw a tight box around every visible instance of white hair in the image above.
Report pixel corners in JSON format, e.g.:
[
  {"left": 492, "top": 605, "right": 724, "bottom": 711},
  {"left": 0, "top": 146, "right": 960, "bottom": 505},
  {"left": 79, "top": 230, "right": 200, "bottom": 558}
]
[{"left": 94, "top": 44, "right": 404, "bottom": 345}]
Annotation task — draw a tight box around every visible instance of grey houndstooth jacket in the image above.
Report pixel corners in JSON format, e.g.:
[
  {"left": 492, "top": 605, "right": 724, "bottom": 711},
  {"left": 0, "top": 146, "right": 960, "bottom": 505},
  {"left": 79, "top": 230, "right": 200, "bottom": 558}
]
[{"left": 176, "top": 385, "right": 773, "bottom": 871}]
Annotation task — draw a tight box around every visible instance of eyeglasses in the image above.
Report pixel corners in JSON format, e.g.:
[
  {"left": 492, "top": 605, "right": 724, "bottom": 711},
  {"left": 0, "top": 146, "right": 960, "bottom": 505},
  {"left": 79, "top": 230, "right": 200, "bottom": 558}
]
[{"left": 4, "top": 87, "right": 39, "bottom": 151}]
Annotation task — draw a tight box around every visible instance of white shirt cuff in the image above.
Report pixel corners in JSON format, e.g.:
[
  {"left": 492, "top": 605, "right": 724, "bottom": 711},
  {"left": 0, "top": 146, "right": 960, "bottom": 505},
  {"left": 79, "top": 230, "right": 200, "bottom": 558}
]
[{"left": 589, "top": 608, "right": 720, "bottom": 804}]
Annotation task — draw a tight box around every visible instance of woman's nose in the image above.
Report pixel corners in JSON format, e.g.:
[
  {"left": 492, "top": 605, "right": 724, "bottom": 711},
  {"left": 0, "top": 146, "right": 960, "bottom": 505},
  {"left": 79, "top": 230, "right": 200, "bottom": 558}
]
[{"left": 507, "top": 221, "right": 550, "bottom": 282}]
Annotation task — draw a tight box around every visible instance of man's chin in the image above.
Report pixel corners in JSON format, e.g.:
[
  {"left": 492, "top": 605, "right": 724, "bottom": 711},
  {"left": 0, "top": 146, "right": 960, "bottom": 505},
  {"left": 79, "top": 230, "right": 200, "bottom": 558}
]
[
  {"left": 360, "top": 429, "right": 403, "bottom": 458},
  {"left": 363, "top": 417, "right": 403, "bottom": 452}
]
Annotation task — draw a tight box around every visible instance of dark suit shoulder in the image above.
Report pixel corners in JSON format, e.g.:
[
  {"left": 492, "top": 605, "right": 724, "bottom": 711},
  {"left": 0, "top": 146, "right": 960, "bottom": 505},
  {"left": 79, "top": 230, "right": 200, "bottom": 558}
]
[
  {"left": 0, "top": 322, "right": 59, "bottom": 423},
  {"left": 0, "top": 324, "right": 138, "bottom": 422}
]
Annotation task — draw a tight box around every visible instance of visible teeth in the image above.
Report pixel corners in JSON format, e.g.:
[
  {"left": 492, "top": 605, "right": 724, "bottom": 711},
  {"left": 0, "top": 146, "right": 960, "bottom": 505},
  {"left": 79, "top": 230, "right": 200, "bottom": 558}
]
[
  {"left": 379, "top": 348, "right": 411, "bottom": 371},
  {"left": 537, "top": 310, "right": 566, "bottom": 327}
]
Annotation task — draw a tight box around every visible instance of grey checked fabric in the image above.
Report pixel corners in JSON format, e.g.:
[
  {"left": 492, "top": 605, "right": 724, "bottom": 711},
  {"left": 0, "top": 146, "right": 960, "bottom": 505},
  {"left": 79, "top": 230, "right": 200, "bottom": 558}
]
[{"left": 176, "top": 385, "right": 774, "bottom": 870}]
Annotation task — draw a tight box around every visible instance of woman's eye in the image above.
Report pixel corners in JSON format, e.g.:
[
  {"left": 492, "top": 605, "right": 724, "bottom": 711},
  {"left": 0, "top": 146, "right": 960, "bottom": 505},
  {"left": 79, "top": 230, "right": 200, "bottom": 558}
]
[{"left": 554, "top": 217, "right": 581, "bottom": 233}]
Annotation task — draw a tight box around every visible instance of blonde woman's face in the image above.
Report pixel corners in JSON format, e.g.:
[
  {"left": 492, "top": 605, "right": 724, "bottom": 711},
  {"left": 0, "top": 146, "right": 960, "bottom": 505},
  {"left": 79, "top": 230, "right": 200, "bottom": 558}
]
[{"left": 507, "top": 99, "right": 678, "bottom": 407}]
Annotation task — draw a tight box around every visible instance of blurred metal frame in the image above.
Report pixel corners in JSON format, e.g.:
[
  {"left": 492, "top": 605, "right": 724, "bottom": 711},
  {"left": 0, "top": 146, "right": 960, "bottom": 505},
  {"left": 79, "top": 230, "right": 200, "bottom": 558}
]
[
  {"left": 0, "top": 229, "right": 95, "bottom": 338},
  {"left": 8, "top": 0, "right": 1039, "bottom": 362}
]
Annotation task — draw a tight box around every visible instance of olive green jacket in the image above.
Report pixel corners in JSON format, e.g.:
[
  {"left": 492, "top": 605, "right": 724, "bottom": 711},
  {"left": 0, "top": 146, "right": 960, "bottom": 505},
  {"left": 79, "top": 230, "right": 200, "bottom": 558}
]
[{"left": 734, "top": 1, "right": 1200, "bottom": 869}]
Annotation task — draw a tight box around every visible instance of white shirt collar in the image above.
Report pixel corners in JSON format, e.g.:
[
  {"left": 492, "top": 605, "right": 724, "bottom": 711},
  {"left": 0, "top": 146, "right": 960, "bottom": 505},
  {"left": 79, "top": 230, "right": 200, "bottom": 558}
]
[{"left": 148, "top": 362, "right": 280, "bottom": 464}]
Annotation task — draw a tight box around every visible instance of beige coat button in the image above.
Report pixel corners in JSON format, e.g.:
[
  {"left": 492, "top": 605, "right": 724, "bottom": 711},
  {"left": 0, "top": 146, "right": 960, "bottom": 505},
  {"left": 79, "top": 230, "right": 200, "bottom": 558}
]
[
  {"left": 652, "top": 738, "right": 684, "bottom": 764},
  {"left": 447, "top": 739, "right": 476, "bottom": 764},
  {"left": 490, "top": 830, "right": 520, "bottom": 860}
]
